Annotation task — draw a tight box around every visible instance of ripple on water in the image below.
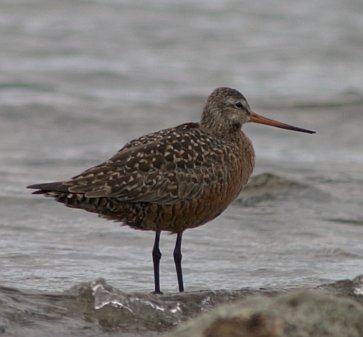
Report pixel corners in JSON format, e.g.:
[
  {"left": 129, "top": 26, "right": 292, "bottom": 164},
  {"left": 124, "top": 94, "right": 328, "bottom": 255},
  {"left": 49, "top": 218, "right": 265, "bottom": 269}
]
[
  {"left": 327, "top": 218, "right": 363, "bottom": 227},
  {"left": 235, "top": 173, "right": 330, "bottom": 207}
]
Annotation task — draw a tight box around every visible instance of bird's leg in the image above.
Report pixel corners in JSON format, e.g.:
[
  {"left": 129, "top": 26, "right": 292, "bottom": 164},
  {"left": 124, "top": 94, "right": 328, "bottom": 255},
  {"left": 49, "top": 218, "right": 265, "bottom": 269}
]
[
  {"left": 173, "top": 232, "right": 184, "bottom": 292},
  {"left": 152, "top": 231, "right": 162, "bottom": 294}
]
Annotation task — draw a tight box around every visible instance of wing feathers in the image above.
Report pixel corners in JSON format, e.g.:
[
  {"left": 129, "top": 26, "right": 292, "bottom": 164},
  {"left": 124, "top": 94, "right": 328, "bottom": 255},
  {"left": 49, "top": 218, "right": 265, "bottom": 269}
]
[{"left": 50, "top": 124, "right": 228, "bottom": 204}]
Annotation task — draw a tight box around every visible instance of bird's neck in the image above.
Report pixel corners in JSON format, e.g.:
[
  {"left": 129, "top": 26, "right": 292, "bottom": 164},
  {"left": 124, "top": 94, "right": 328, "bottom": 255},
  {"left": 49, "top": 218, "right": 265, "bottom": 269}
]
[
  {"left": 200, "top": 120, "right": 243, "bottom": 141},
  {"left": 200, "top": 107, "right": 242, "bottom": 137}
]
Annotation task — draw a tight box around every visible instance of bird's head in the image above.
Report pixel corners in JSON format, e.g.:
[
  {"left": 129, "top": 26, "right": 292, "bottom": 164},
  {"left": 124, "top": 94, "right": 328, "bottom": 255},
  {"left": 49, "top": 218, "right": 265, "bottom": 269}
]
[{"left": 201, "top": 87, "right": 315, "bottom": 135}]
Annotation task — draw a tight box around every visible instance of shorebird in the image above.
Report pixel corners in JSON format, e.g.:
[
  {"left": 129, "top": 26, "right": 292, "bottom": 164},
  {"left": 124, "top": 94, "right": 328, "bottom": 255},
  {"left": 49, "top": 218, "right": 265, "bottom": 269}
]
[{"left": 28, "top": 87, "right": 315, "bottom": 293}]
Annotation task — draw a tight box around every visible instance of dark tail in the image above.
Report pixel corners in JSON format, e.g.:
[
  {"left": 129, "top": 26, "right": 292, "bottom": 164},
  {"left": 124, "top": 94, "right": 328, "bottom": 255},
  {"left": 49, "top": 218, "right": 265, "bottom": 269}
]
[
  {"left": 27, "top": 182, "right": 69, "bottom": 194},
  {"left": 27, "top": 181, "right": 116, "bottom": 216}
]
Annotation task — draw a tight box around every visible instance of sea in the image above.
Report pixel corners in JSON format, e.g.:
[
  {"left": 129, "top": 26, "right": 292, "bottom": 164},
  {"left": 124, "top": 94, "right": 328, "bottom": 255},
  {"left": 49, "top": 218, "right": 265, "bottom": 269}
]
[{"left": 1, "top": 0, "right": 363, "bottom": 336}]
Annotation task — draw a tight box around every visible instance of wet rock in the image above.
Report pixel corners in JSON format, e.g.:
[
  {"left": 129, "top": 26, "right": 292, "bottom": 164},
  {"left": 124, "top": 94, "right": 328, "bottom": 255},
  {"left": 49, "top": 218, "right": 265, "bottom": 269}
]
[{"left": 162, "top": 291, "right": 363, "bottom": 337}]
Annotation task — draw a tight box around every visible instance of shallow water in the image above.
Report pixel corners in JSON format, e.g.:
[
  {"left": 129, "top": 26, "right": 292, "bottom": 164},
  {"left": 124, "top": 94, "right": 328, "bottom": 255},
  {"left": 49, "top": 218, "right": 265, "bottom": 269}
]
[
  {"left": 1, "top": 0, "right": 363, "bottom": 335},
  {"left": 1, "top": 277, "right": 362, "bottom": 337}
]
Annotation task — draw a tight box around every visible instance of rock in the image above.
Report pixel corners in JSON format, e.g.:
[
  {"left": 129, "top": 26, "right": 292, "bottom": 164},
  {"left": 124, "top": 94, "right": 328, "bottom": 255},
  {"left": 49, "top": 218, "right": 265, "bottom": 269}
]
[{"left": 162, "top": 291, "right": 363, "bottom": 337}]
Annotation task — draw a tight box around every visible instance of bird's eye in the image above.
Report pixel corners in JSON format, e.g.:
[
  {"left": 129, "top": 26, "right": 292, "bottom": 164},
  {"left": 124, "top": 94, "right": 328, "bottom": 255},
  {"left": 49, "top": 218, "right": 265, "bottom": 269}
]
[{"left": 235, "top": 102, "right": 243, "bottom": 108}]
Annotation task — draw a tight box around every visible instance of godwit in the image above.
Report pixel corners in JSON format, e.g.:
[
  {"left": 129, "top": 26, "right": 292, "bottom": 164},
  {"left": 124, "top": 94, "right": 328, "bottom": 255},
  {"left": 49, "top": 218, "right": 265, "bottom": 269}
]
[{"left": 28, "top": 87, "right": 315, "bottom": 293}]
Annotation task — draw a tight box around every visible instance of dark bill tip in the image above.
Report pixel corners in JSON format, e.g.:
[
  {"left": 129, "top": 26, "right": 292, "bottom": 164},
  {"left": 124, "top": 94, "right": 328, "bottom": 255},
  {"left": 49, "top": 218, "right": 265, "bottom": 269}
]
[{"left": 249, "top": 112, "right": 316, "bottom": 134}]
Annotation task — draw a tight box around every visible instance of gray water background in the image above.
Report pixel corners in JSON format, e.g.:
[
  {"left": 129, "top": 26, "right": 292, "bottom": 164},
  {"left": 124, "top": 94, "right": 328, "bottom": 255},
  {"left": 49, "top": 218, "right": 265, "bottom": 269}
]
[{"left": 1, "top": 0, "right": 363, "bottom": 295}]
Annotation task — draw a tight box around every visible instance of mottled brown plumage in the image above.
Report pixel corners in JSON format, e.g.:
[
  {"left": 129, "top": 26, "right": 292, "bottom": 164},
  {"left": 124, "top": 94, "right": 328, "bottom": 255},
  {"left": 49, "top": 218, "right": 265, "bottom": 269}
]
[{"left": 28, "top": 87, "right": 315, "bottom": 293}]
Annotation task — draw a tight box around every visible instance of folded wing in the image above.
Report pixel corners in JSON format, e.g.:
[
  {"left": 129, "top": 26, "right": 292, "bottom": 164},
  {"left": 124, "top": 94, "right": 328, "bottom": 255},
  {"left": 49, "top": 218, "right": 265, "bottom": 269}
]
[{"left": 64, "top": 123, "right": 227, "bottom": 204}]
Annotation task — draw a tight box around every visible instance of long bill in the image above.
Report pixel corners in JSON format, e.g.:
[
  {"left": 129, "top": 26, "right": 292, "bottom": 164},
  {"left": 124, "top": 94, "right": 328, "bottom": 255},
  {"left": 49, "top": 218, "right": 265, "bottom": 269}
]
[{"left": 249, "top": 112, "right": 316, "bottom": 134}]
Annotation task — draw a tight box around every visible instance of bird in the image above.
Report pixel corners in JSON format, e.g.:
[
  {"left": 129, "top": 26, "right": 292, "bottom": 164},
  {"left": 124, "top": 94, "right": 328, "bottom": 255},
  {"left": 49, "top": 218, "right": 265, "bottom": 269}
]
[{"left": 27, "top": 87, "right": 315, "bottom": 294}]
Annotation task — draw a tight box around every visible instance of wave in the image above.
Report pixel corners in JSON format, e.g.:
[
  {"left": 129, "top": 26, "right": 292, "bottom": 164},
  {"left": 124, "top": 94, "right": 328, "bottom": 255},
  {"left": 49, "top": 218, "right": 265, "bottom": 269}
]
[
  {"left": 1, "top": 275, "right": 362, "bottom": 337},
  {"left": 235, "top": 173, "right": 329, "bottom": 206}
]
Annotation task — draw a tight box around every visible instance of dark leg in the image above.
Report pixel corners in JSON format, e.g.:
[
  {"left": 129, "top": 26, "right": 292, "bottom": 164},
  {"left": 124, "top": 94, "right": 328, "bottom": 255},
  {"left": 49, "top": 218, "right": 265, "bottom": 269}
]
[
  {"left": 173, "top": 232, "right": 184, "bottom": 292},
  {"left": 152, "top": 231, "right": 162, "bottom": 294}
]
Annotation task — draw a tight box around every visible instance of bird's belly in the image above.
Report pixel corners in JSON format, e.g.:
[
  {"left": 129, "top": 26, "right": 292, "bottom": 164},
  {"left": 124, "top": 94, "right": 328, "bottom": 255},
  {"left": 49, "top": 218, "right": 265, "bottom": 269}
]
[{"left": 121, "top": 173, "right": 246, "bottom": 233}]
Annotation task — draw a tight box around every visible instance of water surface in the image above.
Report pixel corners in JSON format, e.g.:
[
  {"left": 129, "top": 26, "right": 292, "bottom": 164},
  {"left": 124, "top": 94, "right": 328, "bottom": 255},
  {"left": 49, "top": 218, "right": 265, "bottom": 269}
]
[{"left": 1, "top": 0, "right": 363, "bottom": 335}]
